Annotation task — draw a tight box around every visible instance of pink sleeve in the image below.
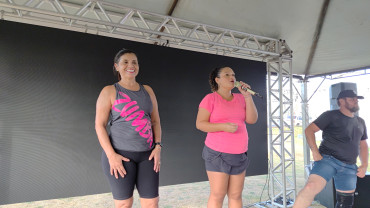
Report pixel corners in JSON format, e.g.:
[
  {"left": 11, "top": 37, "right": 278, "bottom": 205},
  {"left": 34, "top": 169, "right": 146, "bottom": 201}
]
[{"left": 199, "top": 93, "right": 214, "bottom": 113}]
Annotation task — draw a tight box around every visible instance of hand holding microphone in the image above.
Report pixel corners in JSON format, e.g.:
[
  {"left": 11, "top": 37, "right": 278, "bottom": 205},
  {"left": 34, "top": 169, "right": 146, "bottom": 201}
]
[{"left": 234, "top": 81, "right": 263, "bottom": 98}]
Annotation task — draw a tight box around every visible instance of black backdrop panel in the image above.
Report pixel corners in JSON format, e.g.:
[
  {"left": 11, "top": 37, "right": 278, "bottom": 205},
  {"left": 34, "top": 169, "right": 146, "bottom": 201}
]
[{"left": 0, "top": 21, "right": 267, "bottom": 205}]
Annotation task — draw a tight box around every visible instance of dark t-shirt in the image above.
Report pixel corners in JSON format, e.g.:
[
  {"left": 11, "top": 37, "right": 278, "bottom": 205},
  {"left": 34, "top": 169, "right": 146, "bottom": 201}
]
[{"left": 314, "top": 110, "right": 367, "bottom": 164}]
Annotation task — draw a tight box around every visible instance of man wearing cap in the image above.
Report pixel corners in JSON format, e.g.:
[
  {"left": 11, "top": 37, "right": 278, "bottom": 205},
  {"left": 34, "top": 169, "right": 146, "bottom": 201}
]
[{"left": 294, "top": 90, "right": 368, "bottom": 208}]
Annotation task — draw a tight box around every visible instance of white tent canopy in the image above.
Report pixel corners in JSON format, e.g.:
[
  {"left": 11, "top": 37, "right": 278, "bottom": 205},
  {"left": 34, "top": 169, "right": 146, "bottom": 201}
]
[
  {"left": 107, "top": 0, "right": 370, "bottom": 76},
  {"left": 2, "top": 0, "right": 370, "bottom": 76}
]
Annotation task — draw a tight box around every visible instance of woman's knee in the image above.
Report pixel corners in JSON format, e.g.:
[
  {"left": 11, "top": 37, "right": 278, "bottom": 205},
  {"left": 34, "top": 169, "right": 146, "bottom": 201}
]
[
  {"left": 227, "top": 191, "right": 242, "bottom": 200},
  {"left": 210, "top": 190, "right": 227, "bottom": 200},
  {"left": 114, "top": 198, "right": 133, "bottom": 208},
  {"left": 140, "top": 197, "right": 159, "bottom": 208}
]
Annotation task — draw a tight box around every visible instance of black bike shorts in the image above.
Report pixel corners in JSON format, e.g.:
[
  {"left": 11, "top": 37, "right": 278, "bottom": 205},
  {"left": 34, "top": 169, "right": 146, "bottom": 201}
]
[{"left": 101, "top": 149, "right": 159, "bottom": 200}]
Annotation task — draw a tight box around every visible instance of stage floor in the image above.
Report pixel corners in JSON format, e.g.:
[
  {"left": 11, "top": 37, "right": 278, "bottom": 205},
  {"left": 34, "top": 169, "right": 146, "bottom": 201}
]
[{"left": 0, "top": 175, "right": 325, "bottom": 208}]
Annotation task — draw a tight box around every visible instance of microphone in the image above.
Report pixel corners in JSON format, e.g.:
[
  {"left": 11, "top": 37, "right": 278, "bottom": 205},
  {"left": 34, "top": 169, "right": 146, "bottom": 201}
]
[{"left": 234, "top": 81, "right": 263, "bottom": 98}]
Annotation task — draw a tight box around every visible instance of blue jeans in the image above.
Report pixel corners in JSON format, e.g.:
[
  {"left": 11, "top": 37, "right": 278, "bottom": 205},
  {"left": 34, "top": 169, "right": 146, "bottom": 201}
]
[{"left": 310, "top": 154, "right": 358, "bottom": 191}]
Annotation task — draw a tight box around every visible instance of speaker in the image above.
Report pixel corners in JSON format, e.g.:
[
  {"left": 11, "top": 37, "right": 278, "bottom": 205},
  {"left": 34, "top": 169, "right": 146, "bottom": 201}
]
[
  {"left": 314, "top": 179, "right": 336, "bottom": 208},
  {"left": 329, "top": 82, "right": 357, "bottom": 110},
  {"left": 354, "top": 173, "right": 370, "bottom": 207},
  {"left": 315, "top": 173, "right": 370, "bottom": 208}
]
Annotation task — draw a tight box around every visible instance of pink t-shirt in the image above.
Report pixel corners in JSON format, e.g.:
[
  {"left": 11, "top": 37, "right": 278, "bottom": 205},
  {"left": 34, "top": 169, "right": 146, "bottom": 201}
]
[{"left": 199, "top": 92, "right": 248, "bottom": 154}]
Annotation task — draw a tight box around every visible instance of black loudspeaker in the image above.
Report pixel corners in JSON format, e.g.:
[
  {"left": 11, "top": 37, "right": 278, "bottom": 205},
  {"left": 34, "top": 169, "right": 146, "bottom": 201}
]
[
  {"left": 329, "top": 82, "right": 357, "bottom": 110},
  {"left": 315, "top": 173, "right": 370, "bottom": 208},
  {"left": 354, "top": 173, "right": 370, "bottom": 207},
  {"left": 315, "top": 179, "right": 336, "bottom": 208}
]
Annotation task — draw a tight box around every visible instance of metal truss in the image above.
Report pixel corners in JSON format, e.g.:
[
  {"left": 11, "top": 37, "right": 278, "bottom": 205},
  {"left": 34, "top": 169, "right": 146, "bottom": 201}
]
[
  {"left": 1, "top": 1, "right": 295, "bottom": 207},
  {"left": 0, "top": 0, "right": 291, "bottom": 62},
  {"left": 299, "top": 80, "right": 311, "bottom": 180},
  {"left": 266, "top": 47, "right": 296, "bottom": 207}
]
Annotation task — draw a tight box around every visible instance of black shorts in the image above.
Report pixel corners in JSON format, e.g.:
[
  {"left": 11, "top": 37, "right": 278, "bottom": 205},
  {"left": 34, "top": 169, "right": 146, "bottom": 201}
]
[{"left": 101, "top": 149, "right": 159, "bottom": 200}]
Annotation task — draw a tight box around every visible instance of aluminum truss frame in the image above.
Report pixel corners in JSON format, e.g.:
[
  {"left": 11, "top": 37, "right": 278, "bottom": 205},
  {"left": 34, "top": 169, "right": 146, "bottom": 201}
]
[
  {"left": 300, "top": 80, "right": 311, "bottom": 180},
  {"left": 266, "top": 49, "right": 295, "bottom": 207},
  {"left": 0, "top": 0, "right": 291, "bottom": 62},
  {"left": 0, "top": 1, "right": 294, "bottom": 207}
]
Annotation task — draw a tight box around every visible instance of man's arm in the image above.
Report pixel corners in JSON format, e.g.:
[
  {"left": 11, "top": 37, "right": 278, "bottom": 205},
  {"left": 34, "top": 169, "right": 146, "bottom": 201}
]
[
  {"left": 357, "top": 140, "right": 369, "bottom": 178},
  {"left": 305, "top": 122, "right": 322, "bottom": 161}
]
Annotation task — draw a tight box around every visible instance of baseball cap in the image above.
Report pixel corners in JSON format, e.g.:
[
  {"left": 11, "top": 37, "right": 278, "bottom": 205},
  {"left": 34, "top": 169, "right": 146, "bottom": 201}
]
[{"left": 336, "top": 90, "right": 364, "bottom": 100}]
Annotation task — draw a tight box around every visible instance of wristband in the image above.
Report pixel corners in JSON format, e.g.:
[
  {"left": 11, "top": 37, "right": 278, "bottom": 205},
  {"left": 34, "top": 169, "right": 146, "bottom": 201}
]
[{"left": 154, "top": 142, "right": 162, "bottom": 147}]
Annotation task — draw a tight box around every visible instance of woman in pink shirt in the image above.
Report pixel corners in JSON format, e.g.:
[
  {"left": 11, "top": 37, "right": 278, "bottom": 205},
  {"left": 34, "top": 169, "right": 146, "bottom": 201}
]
[{"left": 196, "top": 66, "right": 258, "bottom": 208}]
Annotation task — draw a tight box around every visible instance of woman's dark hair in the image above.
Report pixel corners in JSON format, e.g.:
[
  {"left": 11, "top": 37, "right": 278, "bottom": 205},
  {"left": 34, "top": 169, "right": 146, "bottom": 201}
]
[
  {"left": 209, "top": 67, "right": 225, "bottom": 92},
  {"left": 113, "top": 49, "right": 138, "bottom": 81}
]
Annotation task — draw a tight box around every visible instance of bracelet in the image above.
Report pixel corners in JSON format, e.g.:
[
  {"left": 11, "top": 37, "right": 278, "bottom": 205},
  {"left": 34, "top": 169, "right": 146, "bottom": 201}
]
[{"left": 154, "top": 142, "right": 162, "bottom": 147}]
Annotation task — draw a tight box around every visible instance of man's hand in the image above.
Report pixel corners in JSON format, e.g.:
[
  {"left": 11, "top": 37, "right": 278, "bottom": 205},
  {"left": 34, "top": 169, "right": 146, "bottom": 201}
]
[
  {"left": 357, "top": 165, "right": 367, "bottom": 178},
  {"left": 312, "top": 151, "right": 323, "bottom": 161}
]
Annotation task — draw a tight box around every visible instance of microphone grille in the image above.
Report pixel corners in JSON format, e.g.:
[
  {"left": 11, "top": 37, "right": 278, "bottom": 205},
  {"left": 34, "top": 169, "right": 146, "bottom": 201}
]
[{"left": 234, "top": 81, "right": 241, "bottom": 88}]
